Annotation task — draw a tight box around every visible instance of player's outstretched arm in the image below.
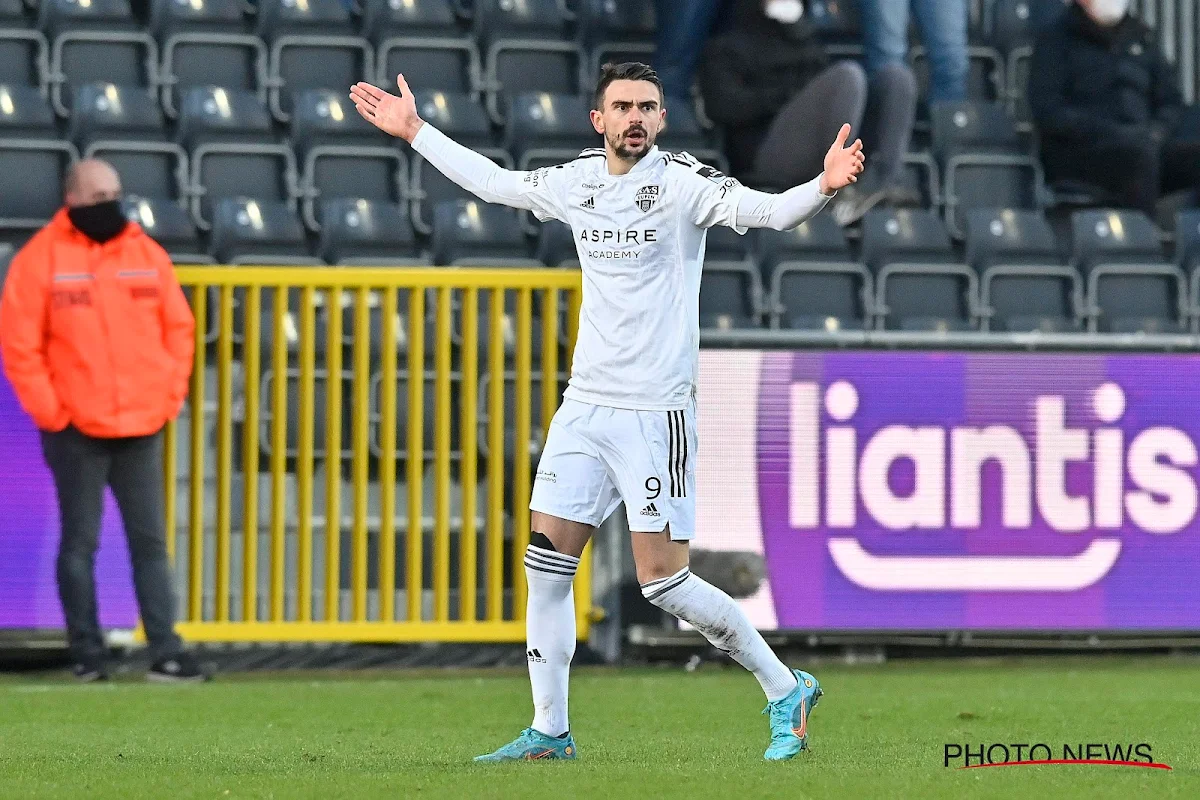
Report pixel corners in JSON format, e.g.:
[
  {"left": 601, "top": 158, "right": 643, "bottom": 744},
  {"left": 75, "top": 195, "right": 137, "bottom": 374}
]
[
  {"left": 350, "top": 75, "right": 534, "bottom": 211},
  {"left": 735, "top": 123, "right": 866, "bottom": 231}
]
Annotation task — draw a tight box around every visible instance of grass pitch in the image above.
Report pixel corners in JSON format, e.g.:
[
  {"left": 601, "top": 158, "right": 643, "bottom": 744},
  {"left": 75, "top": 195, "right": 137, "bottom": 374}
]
[{"left": 1, "top": 656, "right": 1198, "bottom": 799}]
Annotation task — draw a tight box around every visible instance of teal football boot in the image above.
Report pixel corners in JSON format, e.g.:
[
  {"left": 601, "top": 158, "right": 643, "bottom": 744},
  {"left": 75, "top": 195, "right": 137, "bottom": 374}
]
[
  {"left": 474, "top": 728, "right": 578, "bottom": 762},
  {"left": 763, "top": 669, "right": 823, "bottom": 761}
]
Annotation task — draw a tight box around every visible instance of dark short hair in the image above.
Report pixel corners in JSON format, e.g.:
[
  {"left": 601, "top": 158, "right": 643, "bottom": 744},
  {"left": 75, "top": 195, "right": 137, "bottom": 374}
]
[{"left": 593, "top": 62, "right": 664, "bottom": 110}]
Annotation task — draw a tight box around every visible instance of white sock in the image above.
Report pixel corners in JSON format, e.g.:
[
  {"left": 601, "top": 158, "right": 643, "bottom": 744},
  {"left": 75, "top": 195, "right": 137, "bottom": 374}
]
[
  {"left": 524, "top": 544, "right": 580, "bottom": 737},
  {"left": 642, "top": 567, "right": 798, "bottom": 701}
]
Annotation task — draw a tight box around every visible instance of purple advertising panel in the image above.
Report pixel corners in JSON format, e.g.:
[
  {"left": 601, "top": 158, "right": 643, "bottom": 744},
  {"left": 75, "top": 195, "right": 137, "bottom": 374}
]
[
  {"left": 695, "top": 350, "right": 1200, "bottom": 631},
  {"left": 0, "top": 359, "right": 138, "bottom": 628}
]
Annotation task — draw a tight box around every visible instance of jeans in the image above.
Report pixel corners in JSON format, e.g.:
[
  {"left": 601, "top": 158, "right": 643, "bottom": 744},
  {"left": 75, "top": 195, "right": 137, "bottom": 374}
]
[
  {"left": 41, "top": 426, "right": 184, "bottom": 662},
  {"left": 654, "top": 0, "right": 731, "bottom": 103},
  {"left": 862, "top": 0, "right": 968, "bottom": 105}
]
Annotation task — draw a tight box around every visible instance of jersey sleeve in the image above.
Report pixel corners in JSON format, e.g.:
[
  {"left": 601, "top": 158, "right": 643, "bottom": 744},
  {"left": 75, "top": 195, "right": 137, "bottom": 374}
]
[
  {"left": 515, "top": 162, "right": 574, "bottom": 224},
  {"left": 670, "top": 154, "right": 748, "bottom": 234}
]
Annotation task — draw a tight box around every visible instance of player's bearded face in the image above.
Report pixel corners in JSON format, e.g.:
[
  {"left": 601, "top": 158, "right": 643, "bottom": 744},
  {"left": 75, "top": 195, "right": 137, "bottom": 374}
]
[{"left": 596, "top": 80, "right": 663, "bottom": 160}]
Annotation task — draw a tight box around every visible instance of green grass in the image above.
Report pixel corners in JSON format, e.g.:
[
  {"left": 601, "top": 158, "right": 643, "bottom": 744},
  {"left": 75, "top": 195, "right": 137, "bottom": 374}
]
[{"left": 1, "top": 656, "right": 1198, "bottom": 799}]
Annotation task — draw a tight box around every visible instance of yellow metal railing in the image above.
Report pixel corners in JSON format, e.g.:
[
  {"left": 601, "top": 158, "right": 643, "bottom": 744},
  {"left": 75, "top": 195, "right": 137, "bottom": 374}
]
[{"left": 161, "top": 266, "right": 588, "bottom": 642}]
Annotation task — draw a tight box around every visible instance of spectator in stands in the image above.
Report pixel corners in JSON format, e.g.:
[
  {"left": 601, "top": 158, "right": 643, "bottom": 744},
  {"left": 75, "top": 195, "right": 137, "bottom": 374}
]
[
  {"left": 654, "top": 0, "right": 733, "bottom": 106},
  {"left": 1030, "top": 0, "right": 1200, "bottom": 215},
  {"left": 0, "top": 159, "right": 208, "bottom": 684},
  {"left": 700, "top": 0, "right": 918, "bottom": 225},
  {"left": 862, "top": 0, "right": 968, "bottom": 105}
]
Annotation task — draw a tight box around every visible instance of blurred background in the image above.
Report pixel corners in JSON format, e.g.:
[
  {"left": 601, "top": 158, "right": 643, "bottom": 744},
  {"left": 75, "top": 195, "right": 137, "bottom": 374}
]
[{"left": 2, "top": 0, "right": 1200, "bottom": 672}]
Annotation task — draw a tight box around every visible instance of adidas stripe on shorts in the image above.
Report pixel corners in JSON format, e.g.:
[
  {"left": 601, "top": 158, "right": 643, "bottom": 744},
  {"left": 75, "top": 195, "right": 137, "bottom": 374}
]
[{"left": 529, "top": 397, "right": 697, "bottom": 540}]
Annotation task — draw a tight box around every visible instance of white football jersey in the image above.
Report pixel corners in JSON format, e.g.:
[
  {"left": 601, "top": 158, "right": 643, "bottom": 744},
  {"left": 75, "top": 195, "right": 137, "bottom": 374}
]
[{"left": 517, "top": 146, "right": 746, "bottom": 412}]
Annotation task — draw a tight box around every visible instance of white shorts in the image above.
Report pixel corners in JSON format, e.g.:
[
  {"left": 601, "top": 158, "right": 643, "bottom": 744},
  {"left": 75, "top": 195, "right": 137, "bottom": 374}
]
[{"left": 529, "top": 398, "right": 697, "bottom": 540}]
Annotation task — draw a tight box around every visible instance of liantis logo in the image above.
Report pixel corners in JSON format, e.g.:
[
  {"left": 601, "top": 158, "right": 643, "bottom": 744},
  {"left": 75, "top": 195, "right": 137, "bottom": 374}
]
[{"left": 786, "top": 380, "right": 1198, "bottom": 592}]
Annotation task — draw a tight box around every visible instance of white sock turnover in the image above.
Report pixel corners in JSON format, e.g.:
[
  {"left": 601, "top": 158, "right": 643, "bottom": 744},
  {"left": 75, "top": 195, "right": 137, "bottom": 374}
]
[
  {"left": 524, "top": 544, "right": 580, "bottom": 737},
  {"left": 642, "top": 567, "right": 798, "bottom": 701}
]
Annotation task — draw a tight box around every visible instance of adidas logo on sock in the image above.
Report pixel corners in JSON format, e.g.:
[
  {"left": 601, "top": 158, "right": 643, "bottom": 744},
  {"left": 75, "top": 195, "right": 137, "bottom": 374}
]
[
  {"left": 581, "top": 196, "right": 595, "bottom": 209},
  {"left": 527, "top": 649, "right": 547, "bottom": 664},
  {"left": 641, "top": 503, "right": 660, "bottom": 517}
]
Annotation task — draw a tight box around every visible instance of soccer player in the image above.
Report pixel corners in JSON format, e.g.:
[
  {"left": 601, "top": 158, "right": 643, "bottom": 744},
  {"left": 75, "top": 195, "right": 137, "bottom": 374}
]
[{"left": 350, "top": 62, "right": 864, "bottom": 762}]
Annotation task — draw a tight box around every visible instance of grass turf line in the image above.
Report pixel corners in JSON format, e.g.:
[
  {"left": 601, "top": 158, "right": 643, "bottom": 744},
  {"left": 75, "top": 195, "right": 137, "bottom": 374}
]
[{"left": 0, "top": 656, "right": 1198, "bottom": 799}]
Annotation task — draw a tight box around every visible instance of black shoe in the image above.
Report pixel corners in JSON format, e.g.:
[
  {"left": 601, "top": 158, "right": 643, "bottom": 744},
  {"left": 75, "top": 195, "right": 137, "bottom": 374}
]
[
  {"left": 147, "top": 652, "right": 210, "bottom": 683},
  {"left": 72, "top": 659, "right": 110, "bottom": 683}
]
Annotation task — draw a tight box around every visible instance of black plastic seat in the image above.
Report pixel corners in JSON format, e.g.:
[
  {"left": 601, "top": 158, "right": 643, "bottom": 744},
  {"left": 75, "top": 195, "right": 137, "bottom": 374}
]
[
  {"left": 176, "top": 86, "right": 273, "bottom": 149},
  {"left": 0, "top": 139, "right": 76, "bottom": 229},
  {"left": 410, "top": 147, "right": 512, "bottom": 235},
  {"left": 0, "top": 29, "right": 48, "bottom": 90},
  {"left": 209, "top": 197, "right": 318, "bottom": 264},
  {"left": 412, "top": 90, "right": 493, "bottom": 149},
  {"left": 318, "top": 198, "right": 422, "bottom": 265},
  {"left": 190, "top": 141, "right": 298, "bottom": 230},
  {"left": 361, "top": 0, "right": 460, "bottom": 44},
  {"left": 377, "top": 37, "right": 478, "bottom": 96},
  {"left": 506, "top": 91, "right": 597, "bottom": 164},
  {"left": 0, "top": 83, "right": 57, "bottom": 138},
  {"left": 68, "top": 82, "right": 166, "bottom": 148},
  {"left": 483, "top": 38, "right": 585, "bottom": 124},
  {"left": 700, "top": 261, "right": 760, "bottom": 329},
  {"left": 123, "top": 195, "right": 210, "bottom": 262},
  {"left": 300, "top": 144, "right": 407, "bottom": 231},
  {"left": 432, "top": 199, "right": 537, "bottom": 266},
  {"left": 50, "top": 29, "right": 158, "bottom": 118},
  {"left": 160, "top": 32, "right": 267, "bottom": 119}
]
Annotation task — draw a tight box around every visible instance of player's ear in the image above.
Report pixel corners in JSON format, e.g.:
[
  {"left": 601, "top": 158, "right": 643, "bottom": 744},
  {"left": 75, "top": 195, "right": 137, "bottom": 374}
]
[{"left": 589, "top": 108, "right": 605, "bottom": 134}]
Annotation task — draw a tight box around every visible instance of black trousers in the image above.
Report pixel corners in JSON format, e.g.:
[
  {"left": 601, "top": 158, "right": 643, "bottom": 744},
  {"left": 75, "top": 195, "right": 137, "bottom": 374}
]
[
  {"left": 40, "top": 426, "right": 183, "bottom": 662},
  {"left": 1044, "top": 109, "right": 1200, "bottom": 214}
]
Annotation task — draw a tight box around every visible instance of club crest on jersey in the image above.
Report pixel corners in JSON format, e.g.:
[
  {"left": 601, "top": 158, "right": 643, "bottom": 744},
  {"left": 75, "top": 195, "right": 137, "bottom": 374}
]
[{"left": 635, "top": 185, "right": 660, "bottom": 213}]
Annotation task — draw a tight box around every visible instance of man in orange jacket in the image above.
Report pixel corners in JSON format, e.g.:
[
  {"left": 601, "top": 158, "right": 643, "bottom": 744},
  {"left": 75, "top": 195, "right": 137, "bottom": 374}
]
[{"left": 0, "top": 159, "right": 208, "bottom": 682}]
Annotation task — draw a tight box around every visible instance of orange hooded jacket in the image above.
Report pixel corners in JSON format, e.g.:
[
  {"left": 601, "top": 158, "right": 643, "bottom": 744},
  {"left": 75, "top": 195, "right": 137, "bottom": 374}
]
[{"left": 0, "top": 209, "right": 195, "bottom": 438}]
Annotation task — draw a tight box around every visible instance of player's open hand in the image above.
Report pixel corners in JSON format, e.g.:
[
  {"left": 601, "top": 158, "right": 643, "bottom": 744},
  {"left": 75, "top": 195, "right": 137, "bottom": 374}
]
[
  {"left": 350, "top": 74, "right": 423, "bottom": 143},
  {"left": 821, "top": 123, "right": 866, "bottom": 194}
]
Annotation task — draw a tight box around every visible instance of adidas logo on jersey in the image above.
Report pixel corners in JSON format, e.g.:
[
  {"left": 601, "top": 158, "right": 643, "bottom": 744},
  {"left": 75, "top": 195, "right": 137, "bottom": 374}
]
[
  {"left": 581, "top": 196, "right": 595, "bottom": 209},
  {"left": 641, "top": 503, "right": 661, "bottom": 518},
  {"left": 527, "top": 649, "right": 547, "bottom": 664}
]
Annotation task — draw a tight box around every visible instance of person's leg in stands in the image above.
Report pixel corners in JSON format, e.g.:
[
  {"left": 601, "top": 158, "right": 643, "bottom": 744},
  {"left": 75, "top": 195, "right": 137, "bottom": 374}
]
[
  {"left": 911, "top": 0, "right": 969, "bottom": 104},
  {"left": 654, "top": 0, "right": 730, "bottom": 105},
  {"left": 861, "top": 0, "right": 911, "bottom": 84},
  {"left": 752, "top": 61, "right": 868, "bottom": 189},
  {"left": 862, "top": 61, "right": 919, "bottom": 192}
]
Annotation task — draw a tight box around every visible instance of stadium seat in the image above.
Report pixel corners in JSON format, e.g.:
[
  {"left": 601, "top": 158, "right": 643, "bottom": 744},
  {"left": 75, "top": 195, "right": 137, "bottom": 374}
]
[
  {"left": 536, "top": 219, "right": 577, "bottom": 267},
  {"left": 477, "top": 370, "right": 565, "bottom": 467},
  {"left": 87, "top": 140, "right": 188, "bottom": 201},
  {"left": 966, "top": 209, "right": 1080, "bottom": 332},
  {"left": 190, "top": 141, "right": 299, "bottom": 230},
  {"left": 377, "top": 38, "right": 480, "bottom": 97},
  {"left": 175, "top": 86, "right": 273, "bottom": 149},
  {"left": 472, "top": 0, "right": 569, "bottom": 42},
  {"left": 943, "top": 152, "right": 1043, "bottom": 238},
  {"left": 861, "top": 208, "right": 977, "bottom": 331},
  {"left": 409, "top": 146, "right": 511, "bottom": 234},
  {"left": 0, "top": 83, "right": 57, "bottom": 138},
  {"left": 911, "top": 44, "right": 1004, "bottom": 107},
  {"left": 267, "top": 35, "right": 373, "bottom": 123},
  {"left": 209, "top": 197, "right": 317, "bottom": 264},
  {"left": 930, "top": 101, "right": 1022, "bottom": 164},
  {"left": 579, "top": 0, "right": 655, "bottom": 44},
  {"left": 149, "top": 0, "right": 247, "bottom": 38},
  {"left": 505, "top": 92, "right": 597, "bottom": 165},
  {"left": 0, "top": 0, "right": 27, "bottom": 25},
  {"left": 483, "top": 39, "right": 586, "bottom": 124},
  {"left": 757, "top": 212, "right": 852, "bottom": 284},
  {"left": 123, "top": 195, "right": 211, "bottom": 262},
  {"left": 318, "top": 198, "right": 423, "bottom": 265},
  {"left": 38, "top": 0, "right": 138, "bottom": 38},
  {"left": 0, "top": 28, "right": 48, "bottom": 90},
  {"left": 657, "top": 103, "right": 719, "bottom": 161},
  {"left": 300, "top": 145, "right": 407, "bottom": 232},
  {"left": 990, "top": 0, "right": 1040, "bottom": 132},
  {"left": 432, "top": 199, "right": 538, "bottom": 266},
  {"left": 1178, "top": 210, "right": 1200, "bottom": 330},
  {"left": 902, "top": 150, "right": 941, "bottom": 211},
  {"left": 699, "top": 261, "right": 760, "bottom": 329},
  {"left": 50, "top": 30, "right": 158, "bottom": 117},
  {"left": 0, "top": 139, "right": 76, "bottom": 229},
  {"left": 291, "top": 88, "right": 392, "bottom": 154},
  {"left": 265, "top": 368, "right": 354, "bottom": 459},
  {"left": 67, "top": 83, "right": 166, "bottom": 148},
  {"left": 412, "top": 90, "right": 493, "bottom": 149},
  {"left": 371, "top": 370, "right": 450, "bottom": 461},
  {"left": 758, "top": 214, "right": 870, "bottom": 331},
  {"left": 1070, "top": 209, "right": 1186, "bottom": 333},
  {"left": 705, "top": 223, "right": 753, "bottom": 263},
  {"left": 361, "top": 0, "right": 461, "bottom": 44},
  {"left": 254, "top": 0, "right": 355, "bottom": 39},
  {"left": 160, "top": 32, "right": 267, "bottom": 119}
]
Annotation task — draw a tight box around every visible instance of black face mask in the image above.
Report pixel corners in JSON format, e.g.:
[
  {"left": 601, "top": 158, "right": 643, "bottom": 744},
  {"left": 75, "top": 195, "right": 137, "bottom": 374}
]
[{"left": 67, "top": 199, "right": 128, "bottom": 244}]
